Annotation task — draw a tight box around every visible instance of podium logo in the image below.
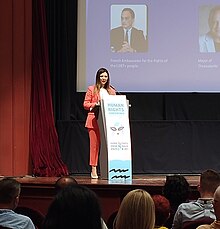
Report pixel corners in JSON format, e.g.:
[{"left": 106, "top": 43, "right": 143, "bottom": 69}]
[
  {"left": 109, "top": 168, "right": 130, "bottom": 179},
  {"left": 110, "top": 126, "right": 124, "bottom": 135}
]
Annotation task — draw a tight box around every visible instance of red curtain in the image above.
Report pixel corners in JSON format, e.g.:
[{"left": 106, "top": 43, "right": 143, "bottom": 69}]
[{"left": 30, "top": 0, "right": 68, "bottom": 176}]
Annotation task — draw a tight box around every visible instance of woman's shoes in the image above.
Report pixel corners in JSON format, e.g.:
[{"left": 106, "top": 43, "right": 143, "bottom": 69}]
[
  {"left": 91, "top": 166, "right": 98, "bottom": 179},
  {"left": 91, "top": 173, "right": 98, "bottom": 179}
]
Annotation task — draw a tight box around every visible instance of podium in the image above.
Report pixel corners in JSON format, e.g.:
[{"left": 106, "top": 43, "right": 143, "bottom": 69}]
[{"left": 97, "top": 95, "right": 132, "bottom": 180}]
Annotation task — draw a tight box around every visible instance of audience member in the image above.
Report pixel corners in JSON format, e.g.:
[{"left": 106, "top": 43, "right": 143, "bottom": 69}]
[
  {"left": 172, "top": 169, "right": 220, "bottom": 229},
  {"left": 55, "top": 175, "right": 78, "bottom": 192},
  {"left": 54, "top": 176, "right": 108, "bottom": 228},
  {"left": 113, "top": 189, "right": 155, "bottom": 229},
  {"left": 0, "top": 178, "right": 35, "bottom": 229},
  {"left": 163, "top": 175, "right": 190, "bottom": 228},
  {"left": 197, "top": 185, "right": 220, "bottom": 229},
  {"left": 152, "top": 195, "right": 170, "bottom": 229},
  {"left": 43, "top": 184, "right": 104, "bottom": 229}
]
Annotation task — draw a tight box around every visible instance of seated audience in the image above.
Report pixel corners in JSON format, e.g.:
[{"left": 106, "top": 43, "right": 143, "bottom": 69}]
[
  {"left": 163, "top": 175, "right": 190, "bottom": 228},
  {"left": 113, "top": 189, "right": 155, "bottom": 229},
  {"left": 196, "top": 185, "right": 220, "bottom": 229},
  {"left": 0, "top": 178, "right": 35, "bottom": 229},
  {"left": 152, "top": 195, "right": 171, "bottom": 229},
  {"left": 43, "top": 184, "right": 104, "bottom": 229},
  {"left": 172, "top": 169, "right": 220, "bottom": 229}
]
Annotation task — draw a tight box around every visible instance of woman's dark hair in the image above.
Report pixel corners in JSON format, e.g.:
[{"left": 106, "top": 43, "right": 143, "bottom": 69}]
[
  {"left": 95, "top": 67, "right": 110, "bottom": 92},
  {"left": 43, "top": 184, "right": 102, "bottom": 229},
  {"left": 163, "top": 175, "right": 190, "bottom": 206}
]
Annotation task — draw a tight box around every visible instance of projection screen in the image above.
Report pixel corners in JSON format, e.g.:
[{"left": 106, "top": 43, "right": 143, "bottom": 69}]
[{"left": 77, "top": 0, "right": 220, "bottom": 92}]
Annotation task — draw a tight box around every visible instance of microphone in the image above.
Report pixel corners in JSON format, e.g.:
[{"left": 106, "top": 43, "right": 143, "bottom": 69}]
[
  {"left": 110, "top": 85, "right": 122, "bottom": 95},
  {"left": 110, "top": 85, "right": 131, "bottom": 107}
]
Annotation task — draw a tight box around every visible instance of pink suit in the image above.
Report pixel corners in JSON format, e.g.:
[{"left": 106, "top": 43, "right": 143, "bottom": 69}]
[{"left": 83, "top": 85, "right": 116, "bottom": 166}]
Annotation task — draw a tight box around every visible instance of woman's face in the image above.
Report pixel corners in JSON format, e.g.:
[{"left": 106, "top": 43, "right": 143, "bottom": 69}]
[{"left": 99, "top": 72, "right": 108, "bottom": 87}]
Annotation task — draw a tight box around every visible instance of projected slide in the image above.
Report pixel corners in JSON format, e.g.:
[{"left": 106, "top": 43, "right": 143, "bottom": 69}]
[{"left": 77, "top": 0, "right": 220, "bottom": 92}]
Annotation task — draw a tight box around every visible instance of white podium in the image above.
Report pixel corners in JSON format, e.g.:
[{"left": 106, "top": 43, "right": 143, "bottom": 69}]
[{"left": 97, "top": 95, "right": 132, "bottom": 180}]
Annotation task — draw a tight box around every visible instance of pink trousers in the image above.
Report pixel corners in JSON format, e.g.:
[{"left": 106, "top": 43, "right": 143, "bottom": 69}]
[{"left": 88, "top": 128, "right": 100, "bottom": 166}]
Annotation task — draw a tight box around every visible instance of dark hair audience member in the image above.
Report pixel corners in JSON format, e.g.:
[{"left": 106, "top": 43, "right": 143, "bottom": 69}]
[
  {"left": 43, "top": 184, "right": 103, "bottom": 229},
  {"left": 55, "top": 175, "right": 78, "bottom": 192},
  {"left": 152, "top": 195, "right": 171, "bottom": 229},
  {"left": 0, "top": 178, "right": 35, "bottom": 229},
  {"left": 163, "top": 175, "right": 190, "bottom": 228}
]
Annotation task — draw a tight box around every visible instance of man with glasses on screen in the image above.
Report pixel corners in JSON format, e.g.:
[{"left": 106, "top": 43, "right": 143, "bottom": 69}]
[
  {"left": 110, "top": 7, "right": 148, "bottom": 53},
  {"left": 199, "top": 6, "right": 220, "bottom": 52}
]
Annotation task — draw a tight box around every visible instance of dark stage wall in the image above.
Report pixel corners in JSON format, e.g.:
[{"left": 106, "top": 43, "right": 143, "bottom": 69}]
[{"left": 56, "top": 93, "right": 220, "bottom": 175}]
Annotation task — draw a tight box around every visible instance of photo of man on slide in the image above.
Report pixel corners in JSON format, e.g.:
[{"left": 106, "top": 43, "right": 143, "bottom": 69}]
[{"left": 110, "top": 7, "right": 148, "bottom": 53}]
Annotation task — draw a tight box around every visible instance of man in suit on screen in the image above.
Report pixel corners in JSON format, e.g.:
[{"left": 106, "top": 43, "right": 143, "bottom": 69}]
[{"left": 110, "top": 7, "right": 148, "bottom": 53}]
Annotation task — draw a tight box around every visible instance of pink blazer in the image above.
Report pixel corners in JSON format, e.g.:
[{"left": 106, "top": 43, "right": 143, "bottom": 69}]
[{"left": 83, "top": 85, "right": 116, "bottom": 128}]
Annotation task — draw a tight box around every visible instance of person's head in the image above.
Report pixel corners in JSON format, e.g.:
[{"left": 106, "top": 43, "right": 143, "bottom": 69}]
[
  {"left": 213, "top": 185, "right": 220, "bottom": 220},
  {"left": 208, "top": 6, "right": 220, "bottom": 41},
  {"left": 163, "top": 175, "right": 190, "bottom": 207},
  {"left": 55, "top": 176, "right": 78, "bottom": 192},
  {"left": 43, "top": 184, "right": 102, "bottom": 229},
  {"left": 0, "top": 178, "right": 21, "bottom": 210},
  {"left": 121, "top": 8, "right": 135, "bottom": 30},
  {"left": 95, "top": 67, "right": 110, "bottom": 91},
  {"left": 114, "top": 189, "right": 155, "bottom": 229},
  {"left": 198, "top": 169, "right": 220, "bottom": 197},
  {"left": 152, "top": 195, "right": 170, "bottom": 227}
]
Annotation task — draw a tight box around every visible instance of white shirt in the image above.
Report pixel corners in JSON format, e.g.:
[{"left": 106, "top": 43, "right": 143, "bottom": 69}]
[
  {"left": 124, "top": 28, "right": 132, "bottom": 45},
  {"left": 100, "top": 88, "right": 109, "bottom": 100}
]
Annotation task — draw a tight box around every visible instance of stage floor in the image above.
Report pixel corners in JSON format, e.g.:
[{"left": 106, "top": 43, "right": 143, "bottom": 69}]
[{"left": 14, "top": 174, "right": 200, "bottom": 188}]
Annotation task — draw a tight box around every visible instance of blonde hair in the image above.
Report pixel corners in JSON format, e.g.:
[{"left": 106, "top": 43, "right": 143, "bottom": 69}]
[{"left": 114, "top": 189, "right": 155, "bottom": 229}]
